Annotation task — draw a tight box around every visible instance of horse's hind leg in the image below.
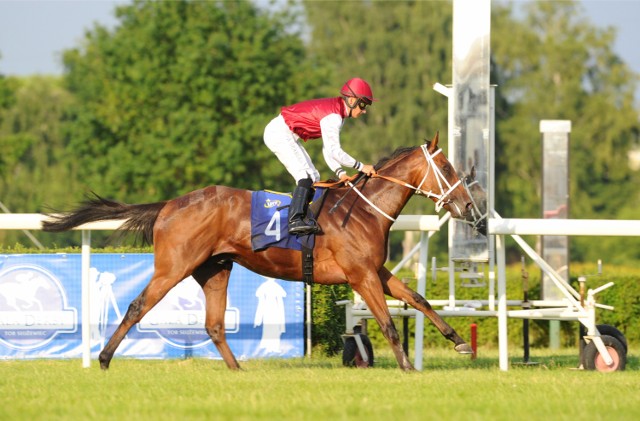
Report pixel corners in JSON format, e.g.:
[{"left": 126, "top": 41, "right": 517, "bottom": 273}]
[
  {"left": 378, "top": 267, "right": 473, "bottom": 354},
  {"left": 192, "top": 258, "right": 240, "bottom": 370}
]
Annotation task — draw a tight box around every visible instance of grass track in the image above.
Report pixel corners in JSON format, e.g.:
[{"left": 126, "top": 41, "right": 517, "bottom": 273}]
[{"left": 1, "top": 349, "right": 638, "bottom": 421}]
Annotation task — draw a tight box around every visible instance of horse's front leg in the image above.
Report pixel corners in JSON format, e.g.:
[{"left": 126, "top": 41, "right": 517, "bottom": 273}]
[
  {"left": 350, "top": 273, "right": 415, "bottom": 371},
  {"left": 192, "top": 258, "right": 240, "bottom": 370},
  {"left": 378, "top": 266, "right": 473, "bottom": 354}
]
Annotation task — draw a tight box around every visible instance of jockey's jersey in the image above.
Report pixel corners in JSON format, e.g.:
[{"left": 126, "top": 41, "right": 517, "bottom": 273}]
[{"left": 281, "top": 97, "right": 347, "bottom": 141}]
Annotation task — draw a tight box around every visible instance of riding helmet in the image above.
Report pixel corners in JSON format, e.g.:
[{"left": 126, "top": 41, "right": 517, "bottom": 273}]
[{"left": 340, "top": 78, "right": 376, "bottom": 105}]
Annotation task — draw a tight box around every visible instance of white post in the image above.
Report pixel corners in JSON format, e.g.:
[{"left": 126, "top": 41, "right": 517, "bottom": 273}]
[
  {"left": 496, "top": 233, "right": 509, "bottom": 371},
  {"left": 306, "top": 284, "right": 312, "bottom": 357},
  {"left": 413, "top": 231, "right": 429, "bottom": 370},
  {"left": 81, "top": 230, "right": 91, "bottom": 368}
]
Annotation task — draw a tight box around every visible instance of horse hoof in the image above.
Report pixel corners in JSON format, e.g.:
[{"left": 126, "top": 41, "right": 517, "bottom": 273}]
[
  {"left": 455, "top": 343, "right": 474, "bottom": 354},
  {"left": 99, "top": 354, "right": 111, "bottom": 370}
]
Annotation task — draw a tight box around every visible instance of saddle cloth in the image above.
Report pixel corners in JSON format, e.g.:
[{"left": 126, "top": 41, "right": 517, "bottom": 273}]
[{"left": 250, "top": 189, "right": 323, "bottom": 252}]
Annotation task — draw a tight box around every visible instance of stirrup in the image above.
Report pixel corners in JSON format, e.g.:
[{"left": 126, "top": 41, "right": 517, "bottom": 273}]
[{"left": 289, "top": 218, "right": 320, "bottom": 235}]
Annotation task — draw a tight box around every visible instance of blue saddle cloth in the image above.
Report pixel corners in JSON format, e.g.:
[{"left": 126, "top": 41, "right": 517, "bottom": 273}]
[{"left": 250, "top": 189, "right": 323, "bottom": 252}]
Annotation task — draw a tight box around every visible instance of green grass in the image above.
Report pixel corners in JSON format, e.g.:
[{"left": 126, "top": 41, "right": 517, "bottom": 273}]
[{"left": 1, "top": 348, "right": 638, "bottom": 421}]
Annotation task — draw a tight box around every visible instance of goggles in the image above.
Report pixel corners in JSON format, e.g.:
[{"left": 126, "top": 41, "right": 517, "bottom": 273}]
[{"left": 357, "top": 100, "right": 370, "bottom": 110}]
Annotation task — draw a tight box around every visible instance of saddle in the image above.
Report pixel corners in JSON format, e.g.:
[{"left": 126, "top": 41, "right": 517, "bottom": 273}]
[{"left": 250, "top": 188, "right": 329, "bottom": 284}]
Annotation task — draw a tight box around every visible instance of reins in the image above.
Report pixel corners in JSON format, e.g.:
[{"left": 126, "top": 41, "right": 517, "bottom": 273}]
[{"left": 315, "top": 144, "right": 463, "bottom": 221}]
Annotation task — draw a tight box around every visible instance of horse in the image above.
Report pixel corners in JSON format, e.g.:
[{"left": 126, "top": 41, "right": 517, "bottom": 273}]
[{"left": 42, "top": 132, "right": 480, "bottom": 371}]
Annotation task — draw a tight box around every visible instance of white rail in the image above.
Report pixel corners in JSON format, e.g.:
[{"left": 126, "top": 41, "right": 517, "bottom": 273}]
[
  {"left": 489, "top": 215, "right": 640, "bottom": 370},
  {"left": 0, "top": 214, "right": 124, "bottom": 230},
  {"left": 0, "top": 214, "right": 125, "bottom": 367},
  {"left": 489, "top": 218, "right": 640, "bottom": 236}
]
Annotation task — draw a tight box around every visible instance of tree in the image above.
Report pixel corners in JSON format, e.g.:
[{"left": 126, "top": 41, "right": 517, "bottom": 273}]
[
  {"left": 62, "top": 0, "right": 324, "bottom": 202},
  {"left": 0, "top": 76, "right": 78, "bottom": 245},
  {"left": 492, "top": 1, "right": 640, "bottom": 262},
  {"left": 303, "top": 1, "right": 455, "bottom": 250},
  {"left": 305, "top": 1, "right": 452, "bottom": 167}
]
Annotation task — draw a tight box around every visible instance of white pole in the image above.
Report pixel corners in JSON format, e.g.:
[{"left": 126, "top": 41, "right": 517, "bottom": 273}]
[
  {"left": 413, "top": 231, "right": 429, "bottom": 370},
  {"left": 81, "top": 230, "right": 91, "bottom": 368},
  {"left": 496, "top": 234, "right": 509, "bottom": 371},
  {"left": 306, "top": 283, "right": 311, "bottom": 357}
]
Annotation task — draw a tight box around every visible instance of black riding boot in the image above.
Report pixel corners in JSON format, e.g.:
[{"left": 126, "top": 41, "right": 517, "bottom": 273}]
[{"left": 288, "top": 180, "right": 319, "bottom": 236}]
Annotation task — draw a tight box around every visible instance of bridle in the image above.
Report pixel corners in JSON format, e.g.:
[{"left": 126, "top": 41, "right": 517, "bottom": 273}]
[
  {"left": 346, "top": 144, "right": 463, "bottom": 221},
  {"left": 459, "top": 175, "right": 487, "bottom": 231}
]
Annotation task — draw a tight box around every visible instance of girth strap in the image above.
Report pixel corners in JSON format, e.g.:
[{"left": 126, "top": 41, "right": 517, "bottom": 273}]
[{"left": 301, "top": 245, "right": 314, "bottom": 284}]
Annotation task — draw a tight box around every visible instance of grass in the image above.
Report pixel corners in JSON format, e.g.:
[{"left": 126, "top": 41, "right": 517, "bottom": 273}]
[{"left": 1, "top": 348, "right": 639, "bottom": 421}]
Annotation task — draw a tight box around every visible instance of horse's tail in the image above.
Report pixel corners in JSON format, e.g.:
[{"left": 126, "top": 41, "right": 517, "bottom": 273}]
[{"left": 42, "top": 193, "right": 167, "bottom": 245}]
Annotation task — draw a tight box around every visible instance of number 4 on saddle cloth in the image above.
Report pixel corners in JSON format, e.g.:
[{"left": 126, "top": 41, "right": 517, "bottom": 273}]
[{"left": 250, "top": 189, "right": 325, "bottom": 252}]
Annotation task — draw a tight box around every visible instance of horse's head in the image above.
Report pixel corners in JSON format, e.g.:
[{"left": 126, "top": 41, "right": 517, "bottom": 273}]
[
  {"left": 461, "top": 166, "right": 488, "bottom": 236},
  {"left": 409, "top": 132, "right": 486, "bottom": 235}
]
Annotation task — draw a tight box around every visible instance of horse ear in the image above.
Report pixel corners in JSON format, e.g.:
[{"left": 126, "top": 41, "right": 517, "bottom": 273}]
[
  {"left": 470, "top": 165, "right": 476, "bottom": 180},
  {"left": 427, "top": 131, "right": 439, "bottom": 152}
]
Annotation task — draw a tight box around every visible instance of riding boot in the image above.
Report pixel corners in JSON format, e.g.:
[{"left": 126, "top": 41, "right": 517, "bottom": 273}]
[{"left": 288, "top": 182, "right": 319, "bottom": 236}]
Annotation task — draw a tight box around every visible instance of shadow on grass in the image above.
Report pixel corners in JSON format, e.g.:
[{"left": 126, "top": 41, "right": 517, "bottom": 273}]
[
  {"left": 163, "top": 347, "right": 637, "bottom": 372},
  {"left": 314, "top": 348, "right": 639, "bottom": 372}
]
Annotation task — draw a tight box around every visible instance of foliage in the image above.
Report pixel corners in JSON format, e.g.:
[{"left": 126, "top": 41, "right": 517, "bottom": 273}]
[
  {"left": 0, "top": 76, "right": 80, "bottom": 246},
  {"left": 62, "top": 0, "right": 324, "bottom": 203},
  {"left": 304, "top": 1, "right": 452, "bottom": 205},
  {"left": 310, "top": 283, "right": 351, "bottom": 355},
  {"left": 361, "top": 262, "right": 640, "bottom": 353},
  {"left": 491, "top": 1, "right": 640, "bottom": 261}
]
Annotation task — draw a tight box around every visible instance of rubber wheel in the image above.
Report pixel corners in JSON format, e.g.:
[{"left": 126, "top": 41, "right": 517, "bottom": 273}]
[
  {"left": 580, "top": 324, "right": 628, "bottom": 367},
  {"left": 342, "top": 335, "right": 374, "bottom": 368},
  {"left": 583, "top": 334, "right": 626, "bottom": 372},
  {"left": 596, "top": 324, "right": 628, "bottom": 353}
]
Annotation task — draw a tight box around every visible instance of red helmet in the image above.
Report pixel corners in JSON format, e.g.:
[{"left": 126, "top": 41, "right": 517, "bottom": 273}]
[{"left": 340, "top": 78, "right": 376, "bottom": 105}]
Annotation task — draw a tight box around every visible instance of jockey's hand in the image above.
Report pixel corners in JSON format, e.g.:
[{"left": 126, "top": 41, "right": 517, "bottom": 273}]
[
  {"left": 361, "top": 164, "right": 377, "bottom": 177},
  {"left": 339, "top": 172, "right": 350, "bottom": 184}
]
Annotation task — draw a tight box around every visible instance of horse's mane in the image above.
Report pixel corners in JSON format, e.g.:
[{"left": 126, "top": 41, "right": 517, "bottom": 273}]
[{"left": 374, "top": 141, "right": 429, "bottom": 170}]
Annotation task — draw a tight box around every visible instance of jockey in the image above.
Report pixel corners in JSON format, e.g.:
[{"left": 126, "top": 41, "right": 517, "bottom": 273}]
[{"left": 263, "top": 77, "right": 378, "bottom": 236}]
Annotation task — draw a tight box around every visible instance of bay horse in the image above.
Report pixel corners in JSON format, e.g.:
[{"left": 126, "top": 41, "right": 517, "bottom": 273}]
[{"left": 43, "top": 132, "right": 479, "bottom": 371}]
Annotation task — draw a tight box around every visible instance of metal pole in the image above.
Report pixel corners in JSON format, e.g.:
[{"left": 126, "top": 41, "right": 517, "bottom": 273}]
[
  {"left": 413, "top": 231, "right": 429, "bottom": 370},
  {"left": 81, "top": 230, "right": 91, "bottom": 368},
  {"left": 496, "top": 233, "right": 508, "bottom": 371},
  {"left": 521, "top": 256, "right": 531, "bottom": 363},
  {"left": 306, "top": 283, "right": 311, "bottom": 357}
]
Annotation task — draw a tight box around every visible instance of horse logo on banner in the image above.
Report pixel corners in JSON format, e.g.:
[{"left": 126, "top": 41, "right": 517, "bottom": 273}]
[{"left": 0, "top": 265, "right": 76, "bottom": 350}]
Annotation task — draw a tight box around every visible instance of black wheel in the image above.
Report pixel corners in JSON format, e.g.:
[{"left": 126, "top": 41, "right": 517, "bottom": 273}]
[
  {"left": 596, "top": 324, "right": 628, "bottom": 353},
  {"left": 580, "top": 324, "right": 628, "bottom": 368},
  {"left": 342, "top": 334, "right": 374, "bottom": 368},
  {"left": 583, "top": 334, "right": 626, "bottom": 372}
]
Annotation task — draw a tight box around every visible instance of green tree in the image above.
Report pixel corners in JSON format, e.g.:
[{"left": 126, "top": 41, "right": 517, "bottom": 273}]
[
  {"left": 305, "top": 0, "right": 453, "bottom": 182},
  {"left": 0, "top": 76, "right": 78, "bottom": 245},
  {"left": 303, "top": 1, "right": 456, "bottom": 261},
  {"left": 63, "top": 0, "right": 324, "bottom": 202},
  {"left": 0, "top": 59, "right": 19, "bottom": 179},
  {"left": 492, "top": 1, "right": 640, "bottom": 262}
]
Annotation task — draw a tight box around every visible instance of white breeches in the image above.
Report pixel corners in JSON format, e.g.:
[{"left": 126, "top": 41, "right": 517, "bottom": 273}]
[{"left": 263, "top": 114, "right": 321, "bottom": 183}]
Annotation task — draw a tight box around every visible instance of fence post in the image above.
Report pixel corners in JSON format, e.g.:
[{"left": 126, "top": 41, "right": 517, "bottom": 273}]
[{"left": 82, "top": 230, "right": 91, "bottom": 368}]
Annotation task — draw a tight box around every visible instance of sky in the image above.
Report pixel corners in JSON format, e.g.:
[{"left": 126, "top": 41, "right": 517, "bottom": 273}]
[{"left": 0, "top": 0, "right": 639, "bottom": 95}]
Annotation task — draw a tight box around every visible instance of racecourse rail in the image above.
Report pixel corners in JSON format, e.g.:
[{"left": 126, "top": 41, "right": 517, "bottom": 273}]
[{"left": 1, "top": 214, "right": 640, "bottom": 370}]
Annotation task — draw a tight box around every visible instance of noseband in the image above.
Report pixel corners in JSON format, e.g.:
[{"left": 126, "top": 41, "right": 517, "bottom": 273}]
[
  {"left": 348, "top": 144, "right": 463, "bottom": 221},
  {"left": 460, "top": 177, "right": 487, "bottom": 231}
]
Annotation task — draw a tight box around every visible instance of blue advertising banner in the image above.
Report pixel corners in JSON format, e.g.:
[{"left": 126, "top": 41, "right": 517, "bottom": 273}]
[{"left": 0, "top": 254, "right": 304, "bottom": 360}]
